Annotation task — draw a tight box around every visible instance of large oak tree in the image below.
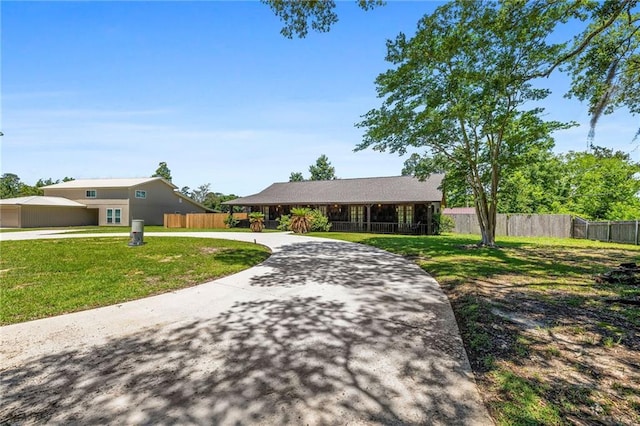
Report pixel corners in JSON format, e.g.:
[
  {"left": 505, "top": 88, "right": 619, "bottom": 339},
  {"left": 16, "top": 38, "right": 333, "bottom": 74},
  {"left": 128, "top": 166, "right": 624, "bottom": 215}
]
[{"left": 356, "top": 0, "right": 571, "bottom": 246}]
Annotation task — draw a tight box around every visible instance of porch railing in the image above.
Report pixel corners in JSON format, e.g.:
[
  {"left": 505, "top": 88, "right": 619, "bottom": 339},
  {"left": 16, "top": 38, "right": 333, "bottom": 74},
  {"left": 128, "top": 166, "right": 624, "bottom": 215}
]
[
  {"left": 329, "top": 221, "right": 430, "bottom": 235},
  {"left": 243, "top": 219, "right": 431, "bottom": 235}
]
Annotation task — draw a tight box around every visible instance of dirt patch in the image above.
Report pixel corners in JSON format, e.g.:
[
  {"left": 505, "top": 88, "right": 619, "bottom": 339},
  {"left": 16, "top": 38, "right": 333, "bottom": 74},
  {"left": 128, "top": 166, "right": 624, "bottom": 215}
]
[
  {"left": 199, "top": 247, "right": 221, "bottom": 255},
  {"left": 144, "top": 276, "right": 162, "bottom": 285},
  {"left": 439, "top": 249, "right": 640, "bottom": 425},
  {"left": 158, "top": 255, "right": 183, "bottom": 263}
]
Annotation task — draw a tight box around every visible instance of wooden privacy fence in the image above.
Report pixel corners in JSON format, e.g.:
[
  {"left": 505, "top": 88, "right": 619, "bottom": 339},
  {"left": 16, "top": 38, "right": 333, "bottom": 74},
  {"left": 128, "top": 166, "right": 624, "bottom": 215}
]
[
  {"left": 447, "top": 213, "right": 640, "bottom": 245},
  {"left": 446, "top": 213, "right": 573, "bottom": 239},
  {"left": 572, "top": 217, "right": 640, "bottom": 245},
  {"left": 164, "top": 214, "right": 186, "bottom": 228},
  {"left": 164, "top": 213, "right": 248, "bottom": 229}
]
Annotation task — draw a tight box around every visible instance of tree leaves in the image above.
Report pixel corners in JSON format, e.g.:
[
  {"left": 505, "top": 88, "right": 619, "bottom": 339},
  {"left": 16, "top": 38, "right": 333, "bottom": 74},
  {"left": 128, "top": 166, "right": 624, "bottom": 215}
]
[
  {"left": 356, "top": 0, "right": 572, "bottom": 245},
  {"left": 261, "top": 0, "right": 383, "bottom": 38}
]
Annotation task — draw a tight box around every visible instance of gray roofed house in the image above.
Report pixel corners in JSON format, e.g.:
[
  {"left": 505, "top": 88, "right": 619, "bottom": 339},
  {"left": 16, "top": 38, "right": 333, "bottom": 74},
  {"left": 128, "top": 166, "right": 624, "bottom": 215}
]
[
  {"left": 0, "top": 177, "right": 210, "bottom": 228},
  {"left": 224, "top": 175, "right": 445, "bottom": 234},
  {"left": 43, "top": 177, "right": 209, "bottom": 227}
]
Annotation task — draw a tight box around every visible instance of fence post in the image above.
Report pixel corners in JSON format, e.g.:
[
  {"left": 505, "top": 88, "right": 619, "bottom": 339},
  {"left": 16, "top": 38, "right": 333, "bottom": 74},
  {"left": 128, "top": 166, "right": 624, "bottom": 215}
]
[
  {"left": 607, "top": 221, "right": 611, "bottom": 242},
  {"left": 585, "top": 221, "right": 589, "bottom": 240},
  {"left": 571, "top": 216, "right": 576, "bottom": 239},
  {"left": 636, "top": 220, "right": 639, "bottom": 246}
]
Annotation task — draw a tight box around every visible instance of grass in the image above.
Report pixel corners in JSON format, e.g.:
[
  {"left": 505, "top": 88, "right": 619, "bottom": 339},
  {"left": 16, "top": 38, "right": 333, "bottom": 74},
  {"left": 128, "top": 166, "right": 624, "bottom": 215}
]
[
  {"left": 64, "top": 226, "right": 280, "bottom": 233},
  {"left": 0, "top": 226, "right": 281, "bottom": 233},
  {"left": 0, "top": 236, "right": 270, "bottom": 325},
  {"left": 310, "top": 232, "right": 640, "bottom": 425}
]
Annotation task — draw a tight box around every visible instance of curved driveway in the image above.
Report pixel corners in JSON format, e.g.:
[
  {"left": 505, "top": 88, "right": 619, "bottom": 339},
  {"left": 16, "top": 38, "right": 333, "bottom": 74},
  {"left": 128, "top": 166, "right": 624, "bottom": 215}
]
[{"left": 1, "top": 231, "right": 492, "bottom": 425}]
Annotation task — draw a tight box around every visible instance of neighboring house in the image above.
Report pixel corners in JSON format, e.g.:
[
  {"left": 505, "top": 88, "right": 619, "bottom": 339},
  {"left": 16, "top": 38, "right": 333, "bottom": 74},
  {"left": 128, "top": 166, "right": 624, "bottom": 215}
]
[
  {"left": 0, "top": 196, "right": 97, "bottom": 228},
  {"left": 42, "top": 177, "right": 208, "bottom": 226},
  {"left": 224, "top": 175, "right": 445, "bottom": 234},
  {"left": 0, "top": 177, "right": 209, "bottom": 228}
]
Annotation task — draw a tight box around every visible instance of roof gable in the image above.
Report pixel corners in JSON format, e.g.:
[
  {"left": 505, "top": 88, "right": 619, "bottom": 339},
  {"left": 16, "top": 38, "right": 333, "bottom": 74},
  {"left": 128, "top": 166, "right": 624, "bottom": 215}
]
[{"left": 225, "top": 175, "right": 444, "bottom": 205}]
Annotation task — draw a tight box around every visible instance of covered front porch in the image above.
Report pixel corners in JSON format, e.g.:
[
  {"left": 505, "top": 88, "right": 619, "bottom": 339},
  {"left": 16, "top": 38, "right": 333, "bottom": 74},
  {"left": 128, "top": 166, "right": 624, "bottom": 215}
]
[{"left": 251, "top": 203, "right": 439, "bottom": 235}]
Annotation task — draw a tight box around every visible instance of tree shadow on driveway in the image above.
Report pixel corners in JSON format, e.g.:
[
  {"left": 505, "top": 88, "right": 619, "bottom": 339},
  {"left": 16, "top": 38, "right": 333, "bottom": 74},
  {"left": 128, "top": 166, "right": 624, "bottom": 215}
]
[{"left": 1, "top": 240, "right": 490, "bottom": 425}]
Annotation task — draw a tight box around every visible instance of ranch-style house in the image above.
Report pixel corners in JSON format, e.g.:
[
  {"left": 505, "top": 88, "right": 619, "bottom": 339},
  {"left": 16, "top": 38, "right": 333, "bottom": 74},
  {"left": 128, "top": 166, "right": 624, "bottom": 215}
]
[{"left": 223, "top": 175, "right": 445, "bottom": 235}]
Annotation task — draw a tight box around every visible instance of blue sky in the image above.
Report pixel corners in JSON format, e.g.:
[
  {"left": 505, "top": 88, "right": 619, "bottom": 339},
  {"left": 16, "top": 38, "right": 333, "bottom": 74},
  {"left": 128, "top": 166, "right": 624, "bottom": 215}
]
[{"left": 2, "top": 1, "right": 638, "bottom": 196}]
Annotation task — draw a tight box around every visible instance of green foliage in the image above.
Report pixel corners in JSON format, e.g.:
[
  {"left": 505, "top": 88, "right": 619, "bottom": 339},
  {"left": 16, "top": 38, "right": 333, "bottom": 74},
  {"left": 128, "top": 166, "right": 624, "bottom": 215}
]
[
  {"left": 276, "top": 209, "right": 331, "bottom": 232},
  {"left": 208, "top": 193, "right": 242, "bottom": 212},
  {"left": 290, "top": 207, "right": 312, "bottom": 234},
  {"left": 223, "top": 215, "right": 239, "bottom": 228},
  {"left": 357, "top": 0, "right": 571, "bottom": 246},
  {"left": 434, "top": 213, "right": 455, "bottom": 235},
  {"left": 1, "top": 173, "right": 25, "bottom": 198},
  {"left": 262, "top": 0, "right": 383, "bottom": 38},
  {"left": 249, "top": 212, "right": 265, "bottom": 232},
  {"left": 290, "top": 155, "right": 338, "bottom": 181},
  {"left": 0, "top": 174, "right": 75, "bottom": 199},
  {"left": 289, "top": 172, "right": 304, "bottom": 182},
  {"left": 276, "top": 214, "right": 291, "bottom": 231},
  {"left": 498, "top": 148, "right": 567, "bottom": 214},
  {"left": 308, "top": 209, "right": 332, "bottom": 232},
  {"left": 152, "top": 161, "right": 172, "bottom": 182},
  {"left": 309, "top": 154, "right": 337, "bottom": 181},
  {"left": 559, "top": 147, "right": 640, "bottom": 220}
]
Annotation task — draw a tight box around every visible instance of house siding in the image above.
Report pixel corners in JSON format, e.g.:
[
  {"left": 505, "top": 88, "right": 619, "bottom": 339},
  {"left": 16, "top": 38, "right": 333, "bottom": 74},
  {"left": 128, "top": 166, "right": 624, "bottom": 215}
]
[
  {"left": 40, "top": 178, "right": 209, "bottom": 227},
  {"left": 21, "top": 206, "right": 98, "bottom": 228},
  {"left": 0, "top": 206, "right": 21, "bottom": 228},
  {"left": 45, "top": 187, "right": 130, "bottom": 200},
  {"left": 128, "top": 180, "right": 205, "bottom": 225},
  {"left": 0, "top": 205, "right": 98, "bottom": 228},
  {"left": 78, "top": 199, "right": 130, "bottom": 226}
]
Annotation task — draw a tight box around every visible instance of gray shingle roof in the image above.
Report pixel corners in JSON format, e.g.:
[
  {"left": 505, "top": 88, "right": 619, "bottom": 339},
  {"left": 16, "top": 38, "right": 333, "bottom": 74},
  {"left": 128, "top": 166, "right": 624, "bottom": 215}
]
[{"left": 224, "top": 175, "right": 444, "bottom": 206}]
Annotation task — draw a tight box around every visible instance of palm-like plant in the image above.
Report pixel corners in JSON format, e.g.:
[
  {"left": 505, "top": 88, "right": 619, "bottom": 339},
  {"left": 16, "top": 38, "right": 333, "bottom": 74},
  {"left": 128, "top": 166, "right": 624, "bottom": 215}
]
[
  {"left": 249, "top": 212, "right": 265, "bottom": 232},
  {"left": 290, "top": 208, "right": 311, "bottom": 234}
]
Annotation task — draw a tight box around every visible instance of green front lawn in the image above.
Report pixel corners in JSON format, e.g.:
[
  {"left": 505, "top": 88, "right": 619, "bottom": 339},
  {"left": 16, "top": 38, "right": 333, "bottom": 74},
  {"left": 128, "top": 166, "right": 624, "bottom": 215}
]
[
  {"left": 312, "top": 232, "right": 640, "bottom": 425},
  {"left": 1, "top": 226, "right": 280, "bottom": 234},
  {"left": 0, "top": 237, "right": 270, "bottom": 325}
]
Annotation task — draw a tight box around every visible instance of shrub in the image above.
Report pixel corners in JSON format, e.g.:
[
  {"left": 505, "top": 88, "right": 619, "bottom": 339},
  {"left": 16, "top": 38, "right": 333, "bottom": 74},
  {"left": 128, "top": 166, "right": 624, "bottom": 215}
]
[
  {"left": 434, "top": 213, "right": 455, "bottom": 234},
  {"left": 223, "top": 214, "right": 239, "bottom": 228},
  {"left": 290, "top": 208, "right": 312, "bottom": 234},
  {"left": 276, "top": 214, "right": 291, "bottom": 231},
  {"left": 308, "top": 209, "right": 332, "bottom": 232},
  {"left": 249, "top": 212, "right": 265, "bottom": 232}
]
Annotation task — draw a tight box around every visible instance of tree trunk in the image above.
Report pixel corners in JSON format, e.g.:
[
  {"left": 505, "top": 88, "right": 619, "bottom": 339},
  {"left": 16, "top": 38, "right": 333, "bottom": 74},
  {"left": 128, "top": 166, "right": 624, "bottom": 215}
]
[{"left": 475, "top": 189, "right": 497, "bottom": 247}]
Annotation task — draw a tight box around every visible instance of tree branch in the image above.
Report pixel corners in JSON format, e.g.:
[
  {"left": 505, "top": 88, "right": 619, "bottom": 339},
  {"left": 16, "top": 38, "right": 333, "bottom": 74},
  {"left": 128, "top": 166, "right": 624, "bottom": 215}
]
[{"left": 536, "top": 0, "right": 633, "bottom": 78}]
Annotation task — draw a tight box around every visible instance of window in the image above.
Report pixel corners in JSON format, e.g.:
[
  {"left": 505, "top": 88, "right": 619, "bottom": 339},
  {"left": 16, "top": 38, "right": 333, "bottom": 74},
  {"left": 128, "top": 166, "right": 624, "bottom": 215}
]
[
  {"left": 397, "top": 204, "right": 413, "bottom": 224},
  {"left": 86, "top": 190, "right": 97, "bottom": 198},
  {"left": 350, "top": 205, "right": 364, "bottom": 223},
  {"left": 135, "top": 190, "right": 146, "bottom": 199},
  {"left": 106, "top": 208, "right": 122, "bottom": 224}
]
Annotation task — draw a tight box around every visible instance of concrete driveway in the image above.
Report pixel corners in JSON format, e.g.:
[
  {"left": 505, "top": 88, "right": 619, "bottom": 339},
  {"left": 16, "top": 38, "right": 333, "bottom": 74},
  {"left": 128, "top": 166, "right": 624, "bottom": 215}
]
[{"left": 0, "top": 231, "right": 492, "bottom": 425}]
